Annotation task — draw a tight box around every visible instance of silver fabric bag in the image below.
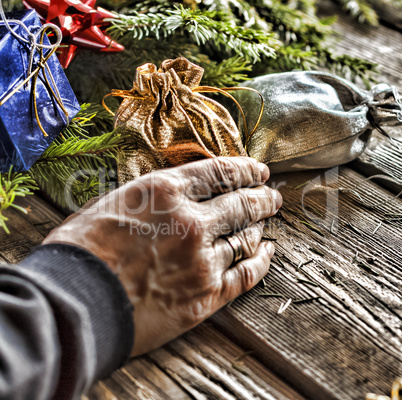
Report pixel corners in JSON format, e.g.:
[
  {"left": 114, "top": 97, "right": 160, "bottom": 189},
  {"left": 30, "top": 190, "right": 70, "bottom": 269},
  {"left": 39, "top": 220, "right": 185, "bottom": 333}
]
[{"left": 235, "top": 71, "right": 402, "bottom": 173}]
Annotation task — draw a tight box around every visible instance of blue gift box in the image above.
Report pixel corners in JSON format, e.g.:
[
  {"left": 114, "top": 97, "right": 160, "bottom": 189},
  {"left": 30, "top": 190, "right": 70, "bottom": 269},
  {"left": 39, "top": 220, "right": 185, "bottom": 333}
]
[{"left": 0, "top": 9, "right": 80, "bottom": 171}]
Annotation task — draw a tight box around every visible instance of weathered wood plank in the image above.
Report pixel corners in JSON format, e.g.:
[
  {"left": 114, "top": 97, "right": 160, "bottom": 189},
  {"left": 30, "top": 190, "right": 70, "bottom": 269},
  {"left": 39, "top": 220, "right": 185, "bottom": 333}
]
[
  {"left": 0, "top": 195, "right": 64, "bottom": 263},
  {"left": 320, "top": 0, "right": 402, "bottom": 89},
  {"left": 353, "top": 131, "right": 402, "bottom": 194},
  {"left": 333, "top": 0, "right": 402, "bottom": 33},
  {"left": 94, "top": 323, "right": 306, "bottom": 400},
  {"left": 211, "top": 166, "right": 402, "bottom": 400},
  {"left": 94, "top": 358, "right": 190, "bottom": 400}
]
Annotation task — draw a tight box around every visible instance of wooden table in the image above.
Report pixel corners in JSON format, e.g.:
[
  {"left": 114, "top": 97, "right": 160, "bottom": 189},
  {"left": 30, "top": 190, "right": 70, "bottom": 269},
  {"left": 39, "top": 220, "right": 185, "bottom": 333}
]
[{"left": 1, "top": 2, "right": 401, "bottom": 399}]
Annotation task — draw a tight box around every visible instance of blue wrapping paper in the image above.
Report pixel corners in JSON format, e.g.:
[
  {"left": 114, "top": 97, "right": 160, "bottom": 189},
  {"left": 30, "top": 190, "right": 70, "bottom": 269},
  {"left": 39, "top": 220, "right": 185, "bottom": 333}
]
[{"left": 0, "top": 9, "right": 80, "bottom": 171}]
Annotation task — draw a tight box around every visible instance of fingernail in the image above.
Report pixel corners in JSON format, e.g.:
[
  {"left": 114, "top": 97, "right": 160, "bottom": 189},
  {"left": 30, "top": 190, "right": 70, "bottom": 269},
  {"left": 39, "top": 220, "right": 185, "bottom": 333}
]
[
  {"left": 265, "top": 241, "right": 275, "bottom": 257},
  {"left": 271, "top": 189, "right": 283, "bottom": 212},
  {"left": 258, "top": 162, "right": 269, "bottom": 182}
]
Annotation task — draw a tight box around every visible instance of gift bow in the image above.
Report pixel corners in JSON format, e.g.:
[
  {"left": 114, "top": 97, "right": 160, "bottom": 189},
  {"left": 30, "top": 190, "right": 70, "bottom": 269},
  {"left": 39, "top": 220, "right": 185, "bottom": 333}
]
[{"left": 0, "top": 3, "right": 68, "bottom": 137}]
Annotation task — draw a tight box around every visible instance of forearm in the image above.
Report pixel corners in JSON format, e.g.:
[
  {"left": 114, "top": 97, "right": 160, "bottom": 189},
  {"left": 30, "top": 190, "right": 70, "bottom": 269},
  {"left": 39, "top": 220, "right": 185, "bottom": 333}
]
[{"left": 0, "top": 244, "right": 134, "bottom": 400}]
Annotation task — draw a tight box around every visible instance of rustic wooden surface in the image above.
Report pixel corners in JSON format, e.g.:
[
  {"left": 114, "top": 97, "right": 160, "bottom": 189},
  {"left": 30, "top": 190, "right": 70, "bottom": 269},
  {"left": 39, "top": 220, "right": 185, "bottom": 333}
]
[
  {"left": 213, "top": 167, "right": 402, "bottom": 400},
  {"left": 87, "top": 323, "right": 306, "bottom": 400},
  {"left": 1, "top": 2, "right": 401, "bottom": 400}
]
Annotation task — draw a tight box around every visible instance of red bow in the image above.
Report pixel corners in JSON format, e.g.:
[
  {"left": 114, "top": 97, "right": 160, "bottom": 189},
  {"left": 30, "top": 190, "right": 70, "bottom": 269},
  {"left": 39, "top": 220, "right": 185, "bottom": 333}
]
[{"left": 24, "top": 0, "right": 124, "bottom": 68}]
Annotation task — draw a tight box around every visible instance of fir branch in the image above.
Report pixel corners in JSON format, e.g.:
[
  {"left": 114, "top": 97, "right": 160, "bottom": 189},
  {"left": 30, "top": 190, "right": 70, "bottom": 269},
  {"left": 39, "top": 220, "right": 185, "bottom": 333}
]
[
  {"left": 31, "top": 129, "right": 124, "bottom": 210},
  {"left": 200, "top": 0, "right": 270, "bottom": 30},
  {"left": 327, "top": 53, "right": 378, "bottom": 87},
  {"left": 337, "top": 0, "right": 379, "bottom": 25},
  {"left": 66, "top": 0, "right": 384, "bottom": 103},
  {"left": 253, "top": 0, "right": 334, "bottom": 45},
  {"left": 0, "top": 167, "right": 37, "bottom": 234},
  {"left": 294, "top": 0, "right": 318, "bottom": 16},
  {"left": 262, "top": 44, "right": 320, "bottom": 72},
  {"left": 334, "top": 0, "right": 402, "bottom": 24},
  {"left": 123, "top": 0, "right": 175, "bottom": 13},
  {"left": 2, "top": 0, "right": 23, "bottom": 11},
  {"left": 62, "top": 103, "right": 97, "bottom": 138},
  {"left": 109, "top": 5, "right": 279, "bottom": 62},
  {"left": 84, "top": 104, "right": 115, "bottom": 135},
  {"left": 38, "top": 131, "right": 121, "bottom": 165},
  {"left": 201, "top": 56, "right": 252, "bottom": 87}
]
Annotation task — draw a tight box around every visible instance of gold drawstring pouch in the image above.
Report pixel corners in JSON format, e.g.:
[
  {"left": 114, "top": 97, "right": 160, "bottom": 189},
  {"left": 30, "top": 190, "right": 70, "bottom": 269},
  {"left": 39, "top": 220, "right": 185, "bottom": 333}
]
[{"left": 104, "top": 57, "right": 257, "bottom": 183}]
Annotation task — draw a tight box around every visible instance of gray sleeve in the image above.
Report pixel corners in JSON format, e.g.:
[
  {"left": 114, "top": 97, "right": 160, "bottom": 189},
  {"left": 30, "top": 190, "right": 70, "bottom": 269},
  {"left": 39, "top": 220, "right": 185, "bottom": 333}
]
[{"left": 0, "top": 243, "right": 134, "bottom": 400}]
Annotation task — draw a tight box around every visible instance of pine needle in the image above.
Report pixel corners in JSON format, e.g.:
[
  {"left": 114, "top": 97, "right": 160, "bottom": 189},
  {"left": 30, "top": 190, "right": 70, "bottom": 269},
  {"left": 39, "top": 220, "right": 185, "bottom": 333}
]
[
  {"left": 0, "top": 167, "right": 38, "bottom": 233},
  {"left": 297, "top": 278, "right": 318, "bottom": 287}
]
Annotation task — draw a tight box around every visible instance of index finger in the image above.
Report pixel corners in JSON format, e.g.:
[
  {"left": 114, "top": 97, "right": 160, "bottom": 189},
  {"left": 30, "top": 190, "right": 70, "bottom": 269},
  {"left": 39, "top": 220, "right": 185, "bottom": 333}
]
[{"left": 174, "top": 157, "right": 270, "bottom": 201}]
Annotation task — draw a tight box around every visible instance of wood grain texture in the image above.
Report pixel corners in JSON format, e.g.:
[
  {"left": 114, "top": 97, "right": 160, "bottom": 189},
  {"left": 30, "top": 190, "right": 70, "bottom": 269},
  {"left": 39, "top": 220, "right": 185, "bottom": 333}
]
[
  {"left": 353, "top": 131, "right": 402, "bottom": 194},
  {"left": 95, "top": 323, "right": 306, "bottom": 400},
  {"left": 0, "top": 195, "right": 64, "bottom": 263},
  {"left": 320, "top": 0, "right": 402, "bottom": 89},
  {"left": 212, "top": 166, "right": 402, "bottom": 400}
]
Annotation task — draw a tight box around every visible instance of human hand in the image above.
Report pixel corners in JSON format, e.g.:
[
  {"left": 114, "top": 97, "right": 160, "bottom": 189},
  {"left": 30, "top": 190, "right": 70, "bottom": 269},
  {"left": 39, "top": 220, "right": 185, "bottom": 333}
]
[{"left": 43, "top": 157, "right": 282, "bottom": 356}]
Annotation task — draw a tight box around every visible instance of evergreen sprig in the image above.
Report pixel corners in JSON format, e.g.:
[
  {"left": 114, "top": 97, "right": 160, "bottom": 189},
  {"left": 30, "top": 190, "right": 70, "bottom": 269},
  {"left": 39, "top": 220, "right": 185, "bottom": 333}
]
[
  {"left": 202, "top": 56, "right": 252, "bottom": 87},
  {"left": 30, "top": 107, "right": 125, "bottom": 211},
  {"left": 0, "top": 167, "right": 37, "bottom": 234},
  {"left": 338, "top": 0, "right": 379, "bottom": 25},
  {"left": 337, "top": 0, "right": 402, "bottom": 25},
  {"left": 109, "top": 5, "right": 279, "bottom": 62},
  {"left": 66, "top": 0, "right": 388, "bottom": 102}
]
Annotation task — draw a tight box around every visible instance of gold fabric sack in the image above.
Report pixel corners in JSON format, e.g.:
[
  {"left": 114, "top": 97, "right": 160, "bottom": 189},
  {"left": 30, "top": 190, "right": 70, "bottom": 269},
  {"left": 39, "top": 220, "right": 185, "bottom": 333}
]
[{"left": 109, "top": 57, "right": 247, "bottom": 182}]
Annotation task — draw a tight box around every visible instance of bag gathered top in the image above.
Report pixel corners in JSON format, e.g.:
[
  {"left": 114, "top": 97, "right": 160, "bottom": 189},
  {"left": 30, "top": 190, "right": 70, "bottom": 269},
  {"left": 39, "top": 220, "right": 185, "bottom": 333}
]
[{"left": 104, "top": 57, "right": 248, "bottom": 182}]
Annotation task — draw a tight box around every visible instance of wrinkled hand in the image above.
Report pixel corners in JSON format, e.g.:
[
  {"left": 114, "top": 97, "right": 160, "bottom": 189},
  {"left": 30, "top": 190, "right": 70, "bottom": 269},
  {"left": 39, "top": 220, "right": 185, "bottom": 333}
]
[{"left": 44, "top": 157, "right": 282, "bottom": 356}]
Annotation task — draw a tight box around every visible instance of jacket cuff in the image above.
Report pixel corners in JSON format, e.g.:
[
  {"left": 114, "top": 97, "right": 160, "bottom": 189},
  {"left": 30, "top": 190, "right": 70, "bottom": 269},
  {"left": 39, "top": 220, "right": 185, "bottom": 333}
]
[{"left": 17, "top": 244, "right": 134, "bottom": 389}]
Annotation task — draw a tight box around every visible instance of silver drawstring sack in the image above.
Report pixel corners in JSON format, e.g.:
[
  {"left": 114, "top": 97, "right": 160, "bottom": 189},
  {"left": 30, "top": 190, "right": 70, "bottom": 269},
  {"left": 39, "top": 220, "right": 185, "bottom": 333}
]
[{"left": 234, "top": 71, "right": 402, "bottom": 174}]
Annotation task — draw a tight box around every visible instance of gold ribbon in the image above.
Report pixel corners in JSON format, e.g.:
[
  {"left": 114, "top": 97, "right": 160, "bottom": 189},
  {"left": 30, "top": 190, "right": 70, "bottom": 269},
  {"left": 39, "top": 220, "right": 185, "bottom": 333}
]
[
  {"left": 0, "top": 26, "right": 68, "bottom": 137},
  {"left": 102, "top": 85, "right": 264, "bottom": 154}
]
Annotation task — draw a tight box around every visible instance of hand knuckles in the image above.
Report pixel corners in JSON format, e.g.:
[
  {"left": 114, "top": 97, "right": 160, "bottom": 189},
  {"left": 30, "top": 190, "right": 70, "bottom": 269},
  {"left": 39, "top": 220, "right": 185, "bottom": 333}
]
[
  {"left": 237, "top": 191, "right": 259, "bottom": 223},
  {"left": 239, "top": 229, "right": 262, "bottom": 258},
  {"left": 257, "top": 186, "right": 276, "bottom": 216},
  {"left": 245, "top": 158, "right": 261, "bottom": 183},
  {"left": 238, "top": 263, "right": 257, "bottom": 292},
  {"left": 210, "top": 158, "right": 240, "bottom": 192},
  {"left": 266, "top": 188, "right": 278, "bottom": 215}
]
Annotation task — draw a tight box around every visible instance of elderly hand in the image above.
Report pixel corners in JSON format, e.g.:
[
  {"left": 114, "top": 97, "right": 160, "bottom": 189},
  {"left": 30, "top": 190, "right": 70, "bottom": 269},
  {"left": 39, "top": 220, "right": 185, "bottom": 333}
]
[{"left": 43, "top": 157, "right": 282, "bottom": 356}]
